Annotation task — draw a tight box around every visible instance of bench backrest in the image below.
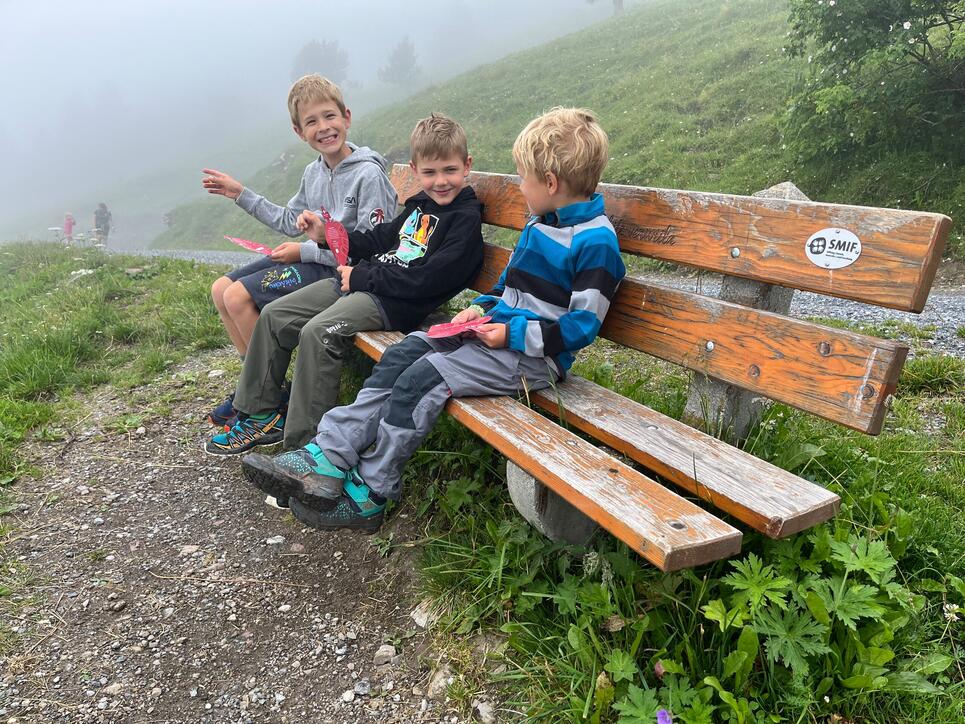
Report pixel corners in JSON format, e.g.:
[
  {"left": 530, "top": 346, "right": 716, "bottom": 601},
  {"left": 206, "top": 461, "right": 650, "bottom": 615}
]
[{"left": 389, "top": 166, "right": 951, "bottom": 434}]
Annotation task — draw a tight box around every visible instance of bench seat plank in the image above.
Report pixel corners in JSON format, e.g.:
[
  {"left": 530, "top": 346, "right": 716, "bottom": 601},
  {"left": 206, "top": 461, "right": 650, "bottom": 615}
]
[
  {"left": 471, "top": 243, "right": 907, "bottom": 434},
  {"left": 390, "top": 166, "right": 950, "bottom": 312},
  {"left": 529, "top": 376, "right": 841, "bottom": 538},
  {"left": 354, "top": 330, "right": 742, "bottom": 571}
]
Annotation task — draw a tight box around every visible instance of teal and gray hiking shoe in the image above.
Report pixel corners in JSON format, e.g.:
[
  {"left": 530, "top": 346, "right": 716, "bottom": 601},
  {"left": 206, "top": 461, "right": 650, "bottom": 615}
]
[
  {"left": 289, "top": 476, "right": 386, "bottom": 533},
  {"left": 241, "top": 443, "right": 347, "bottom": 510},
  {"left": 204, "top": 412, "right": 284, "bottom": 456}
]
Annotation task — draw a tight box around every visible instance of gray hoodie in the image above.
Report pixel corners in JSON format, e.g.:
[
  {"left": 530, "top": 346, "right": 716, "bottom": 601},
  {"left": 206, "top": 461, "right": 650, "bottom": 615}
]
[{"left": 234, "top": 143, "right": 398, "bottom": 265}]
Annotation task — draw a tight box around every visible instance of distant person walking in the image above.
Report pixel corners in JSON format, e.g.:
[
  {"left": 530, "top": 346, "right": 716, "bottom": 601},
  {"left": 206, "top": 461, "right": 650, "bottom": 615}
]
[
  {"left": 63, "top": 213, "right": 75, "bottom": 244},
  {"left": 94, "top": 203, "right": 112, "bottom": 244}
]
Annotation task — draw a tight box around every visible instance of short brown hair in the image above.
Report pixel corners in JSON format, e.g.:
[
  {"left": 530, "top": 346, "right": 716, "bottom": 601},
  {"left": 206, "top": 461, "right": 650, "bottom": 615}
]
[
  {"left": 409, "top": 113, "right": 469, "bottom": 164},
  {"left": 513, "top": 107, "right": 609, "bottom": 197},
  {"left": 288, "top": 74, "right": 346, "bottom": 128}
]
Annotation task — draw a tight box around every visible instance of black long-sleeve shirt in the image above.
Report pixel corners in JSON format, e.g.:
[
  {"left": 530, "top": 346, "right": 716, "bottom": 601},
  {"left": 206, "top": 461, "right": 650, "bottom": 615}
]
[{"left": 345, "top": 187, "right": 484, "bottom": 331}]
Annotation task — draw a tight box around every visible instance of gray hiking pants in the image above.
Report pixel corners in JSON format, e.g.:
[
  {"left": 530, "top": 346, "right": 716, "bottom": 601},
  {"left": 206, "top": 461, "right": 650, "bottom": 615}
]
[
  {"left": 315, "top": 331, "right": 561, "bottom": 500},
  {"left": 234, "top": 277, "right": 384, "bottom": 450}
]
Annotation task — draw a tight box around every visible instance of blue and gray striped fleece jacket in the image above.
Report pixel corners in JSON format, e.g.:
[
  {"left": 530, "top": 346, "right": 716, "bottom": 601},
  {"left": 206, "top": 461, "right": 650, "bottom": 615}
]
[{"left": 473, "top": 193, "right": 626, "bottom": 374}]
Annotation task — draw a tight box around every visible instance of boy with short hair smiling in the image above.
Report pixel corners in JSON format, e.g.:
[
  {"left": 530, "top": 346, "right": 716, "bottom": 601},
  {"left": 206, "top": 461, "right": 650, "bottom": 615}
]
[
  {"left": 242, "top": 107, "right": 626, "bottom": 531},
  {"left": 205, "top": 114, "right": 484, "bottom": 459},
  {"left": 203, "top": 74, "right": 397, "bottom": 426}
]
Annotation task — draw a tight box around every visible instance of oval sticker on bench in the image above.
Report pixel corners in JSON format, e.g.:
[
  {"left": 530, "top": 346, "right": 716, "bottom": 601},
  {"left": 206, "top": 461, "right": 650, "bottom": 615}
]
[{"left": 805, "top": 228, "right": 862, "bottom": 269}]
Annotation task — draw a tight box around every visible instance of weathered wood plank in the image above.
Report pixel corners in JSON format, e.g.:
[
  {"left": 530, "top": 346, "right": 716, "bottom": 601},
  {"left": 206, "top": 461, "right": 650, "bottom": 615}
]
[
  {"left": 355, "top": 330, "right": 742, "bottom": 571},
  {"left": 389, "top": 165, "right": 950, "bottom": 312},
  {"left": 529, "top": 377, "right": 841, "bottom": 538},
  {"left": 464, "top": 243, "right": 907, "bottom": 434}
]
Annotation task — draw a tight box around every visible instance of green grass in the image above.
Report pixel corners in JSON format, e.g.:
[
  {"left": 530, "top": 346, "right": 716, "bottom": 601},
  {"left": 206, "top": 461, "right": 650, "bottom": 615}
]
[
  {"left": 0, "top": 243, "right": 227, "bottom": 488},
  {"left": 155, "top": 0, "right": 963, "bottom": 261},
  {"left": 1, "top": 244, "right": 962, "bottom": 719}
]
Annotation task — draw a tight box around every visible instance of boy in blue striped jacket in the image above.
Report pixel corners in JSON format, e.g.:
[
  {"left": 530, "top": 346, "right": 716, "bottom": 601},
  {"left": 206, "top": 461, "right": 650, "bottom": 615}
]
[{"left": 242, "top": 107, "right": 627, "bottom": 532}]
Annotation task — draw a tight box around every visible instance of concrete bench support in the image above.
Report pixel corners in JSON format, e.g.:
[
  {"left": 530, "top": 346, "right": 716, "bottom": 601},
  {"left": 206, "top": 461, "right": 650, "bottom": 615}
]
[
  {"left": 505, "top": 460, "right": 598, "bottom": 545},
  {"left": 682, "top": 182, "right": 808, "bottom": 442}
]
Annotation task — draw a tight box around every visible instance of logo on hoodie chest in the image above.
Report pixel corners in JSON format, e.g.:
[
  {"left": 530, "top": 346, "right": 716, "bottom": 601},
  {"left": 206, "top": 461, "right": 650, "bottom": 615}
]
[
  {"left": 376, "top": 207, "right": 438, "bottom": 267},
  {"left": 344, "top": 196, "right": 357, "bottom": 205}
]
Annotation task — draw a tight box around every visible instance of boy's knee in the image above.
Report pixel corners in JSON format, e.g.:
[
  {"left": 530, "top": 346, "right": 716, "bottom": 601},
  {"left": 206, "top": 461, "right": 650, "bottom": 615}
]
[
  {"left": 223, "top": 281, "right": 253, "bottom": 316},
  {"left": 298, "top": 316, "right": 335, "bottom": 350},
  {"left": 365, "top": 335, "right": 433, "bottom": 390},
  {"left": 386, "top": 358, "right": 447, "bottom": 430},
  {"left": 211, "top": 276, "right": 232, "bottom": 309}
]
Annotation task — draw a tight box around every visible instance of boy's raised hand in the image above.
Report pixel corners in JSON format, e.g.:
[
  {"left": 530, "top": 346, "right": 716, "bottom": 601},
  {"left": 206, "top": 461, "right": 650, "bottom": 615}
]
[
  {"left": 337, "top": 265, "right": 353, "bottom": 292},
  {"left": 474, "top": 323, "right": 508, "bottom": 349},
  {"left": 296, "top": 210, "right": 325, "bottom": 242},
  {"left": 270, "top": 242, "right": 302, "bottom": 263},
  {"left": 201, "top": 168, "right": 243, "bottom": 200}
]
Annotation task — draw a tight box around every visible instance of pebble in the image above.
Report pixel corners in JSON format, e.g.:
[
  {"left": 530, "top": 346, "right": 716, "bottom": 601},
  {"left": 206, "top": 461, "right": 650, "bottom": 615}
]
[
  {"left": 353, "top": 680, "right": 370, "bottom": 696},
  {"left": 373, "top": 644, "right": 396, "bottom": 666},
  {"left": 266, "top": 535, "right": 286, "bottom": 545},
  {"left": 207, "top": 369, "right": 225, "bottom": 378},
  {"left": 110, "top": 601, "right": 127, "bottom": 613},
  {"left": 341, "top": 690, "right": 355, "bottom": 703},
  {"left": 277, "top": 605, "right": 292, "bottom": 613}
]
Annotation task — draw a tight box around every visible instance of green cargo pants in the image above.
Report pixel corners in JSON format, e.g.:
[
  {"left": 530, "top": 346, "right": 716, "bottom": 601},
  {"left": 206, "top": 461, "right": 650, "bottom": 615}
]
[{"left": 233, "top": 277, "right": 384, "bottom": 449}]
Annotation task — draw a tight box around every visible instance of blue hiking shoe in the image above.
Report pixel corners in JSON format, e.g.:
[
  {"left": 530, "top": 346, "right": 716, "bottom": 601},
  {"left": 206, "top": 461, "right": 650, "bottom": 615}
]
[
  {"left": 207, "top": 393, "right": 236, "bottom": 428},
  {"left": 241, "top": 443, "right": 348, "bottom": 510},
  {"left": 204, "top": 412, "right": 284, "bottom": 456},
  {"left": 289, "top": 475, "right": 386, "bottom": 533}
]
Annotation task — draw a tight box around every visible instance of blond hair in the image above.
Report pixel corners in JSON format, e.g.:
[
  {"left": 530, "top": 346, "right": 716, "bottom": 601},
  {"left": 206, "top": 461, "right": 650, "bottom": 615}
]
[
  {"left": 287, "top": 74, "right": 346, "bottom": 128},
  {"left": 513, "top": 107, "right": 609, "bottom": 197},
  {"left": 409, "top": 113, "right": 469, "bottom": 164}
]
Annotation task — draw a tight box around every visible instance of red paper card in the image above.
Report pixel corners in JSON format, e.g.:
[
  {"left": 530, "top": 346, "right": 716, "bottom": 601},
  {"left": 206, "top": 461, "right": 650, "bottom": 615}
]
[
  {"left": 319, "top": 206, "right": 349, "bottom": 267},
  {"left": 225, "top": 235, "right": 273, "bottom": 255},
  {"left": 426, "top": 316, "right": 493, "bottom": 338}
]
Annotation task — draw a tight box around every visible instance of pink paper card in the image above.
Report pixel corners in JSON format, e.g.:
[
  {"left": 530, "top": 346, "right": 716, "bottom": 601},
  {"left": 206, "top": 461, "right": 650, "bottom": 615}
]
[
  {"left": 319, "top": 206, "right": 349, "bottom": 266},
  {"left": 225, "top": 235, "right": 273, "bottom": 255},
  {"left": 426, "top": 316, "right": 493, "bottom": 338}
]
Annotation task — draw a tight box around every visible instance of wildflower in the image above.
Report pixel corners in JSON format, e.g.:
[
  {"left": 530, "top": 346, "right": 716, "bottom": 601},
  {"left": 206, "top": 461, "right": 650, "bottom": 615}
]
[
  {"left": 903, "top": 21, "right": 912, "bottom": 30},
  {"left": 582, "top": 551, "right": 600, "bottom": 577},
  {"left": 654, "top": 661, "right": 666, "bottom": 680},
  {"left": 824, "top": 695, "right": 831, "bottom": 703},
  {"left": 945, "top": 603, "right": 961, "bottom": 622},
  {"left": 657, "top": 710, "right": 673, "bottom": 724}
]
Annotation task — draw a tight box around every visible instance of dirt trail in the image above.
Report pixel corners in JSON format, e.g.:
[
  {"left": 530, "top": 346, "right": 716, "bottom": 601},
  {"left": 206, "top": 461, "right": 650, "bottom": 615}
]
[{"left": 1, "top": 351, "right": 498, "bottom": 723}]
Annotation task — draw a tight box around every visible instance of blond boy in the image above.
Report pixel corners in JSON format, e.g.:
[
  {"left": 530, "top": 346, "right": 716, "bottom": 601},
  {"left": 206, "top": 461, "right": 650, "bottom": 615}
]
[
  {"left": 202, "top": 75, "right": 397, "bottom": 427},
  {"left": 242, "top": 108, "right": 627, "bottom": 532}
]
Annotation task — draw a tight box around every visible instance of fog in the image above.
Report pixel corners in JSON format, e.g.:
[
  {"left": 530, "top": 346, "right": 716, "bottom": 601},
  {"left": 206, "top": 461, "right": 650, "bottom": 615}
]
[{"left": 0, "top": 0, "right": 615, "bottom": 240}]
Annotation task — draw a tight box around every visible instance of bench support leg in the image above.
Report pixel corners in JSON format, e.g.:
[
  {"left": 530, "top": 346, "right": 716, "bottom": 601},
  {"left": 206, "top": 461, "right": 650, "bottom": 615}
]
[
  {"left": 683, "top": 181, "right": 808, "bottom": 442},
  {"left": 505, "top": 461, "right": 598, "bottom": 545}
]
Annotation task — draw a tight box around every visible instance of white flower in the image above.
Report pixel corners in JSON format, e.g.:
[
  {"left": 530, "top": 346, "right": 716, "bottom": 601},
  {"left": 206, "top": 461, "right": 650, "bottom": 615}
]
[
  {"left": 903, "top": 21, "right": 912, "bottom": 30},
  {"left": 829, "top": 0, "right": 835, "bottom": 4},
  {"left": 945, "top": 603, "right": 961, "bottom": 622}
]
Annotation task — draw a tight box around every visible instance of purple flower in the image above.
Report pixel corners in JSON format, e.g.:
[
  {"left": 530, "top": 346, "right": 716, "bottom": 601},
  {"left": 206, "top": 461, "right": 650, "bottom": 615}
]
[{"left": 656, "top": 710, "right": 673, "bottom": 724}]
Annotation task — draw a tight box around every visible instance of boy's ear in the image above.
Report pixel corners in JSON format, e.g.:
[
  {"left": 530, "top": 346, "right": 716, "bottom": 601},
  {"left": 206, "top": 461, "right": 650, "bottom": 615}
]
[
  {"left": 409, "top": 160, "right": 418, "bottom": 174},
  {"left": 343, "top": 107, "right": 352, "bottom": 128},
  {"left": 545, "top": 171, "right": 559, "bottom": 195},
  {"left": 293, "top": 124, "right": 307, "bottom": 142},
  {"left": 464, "top": 155, "right": 473, "bottom": 176}
]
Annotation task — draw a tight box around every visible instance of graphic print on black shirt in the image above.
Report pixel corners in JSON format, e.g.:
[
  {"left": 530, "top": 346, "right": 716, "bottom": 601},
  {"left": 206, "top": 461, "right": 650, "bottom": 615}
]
[{"left": 376, "top": 208, "right": 439, "bottom": 267}]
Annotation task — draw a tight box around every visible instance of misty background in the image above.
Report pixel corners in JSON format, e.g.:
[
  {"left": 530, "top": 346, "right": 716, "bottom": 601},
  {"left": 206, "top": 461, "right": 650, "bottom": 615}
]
[{"left": 0, "top": 0, "right": 619, "bottom": 243}]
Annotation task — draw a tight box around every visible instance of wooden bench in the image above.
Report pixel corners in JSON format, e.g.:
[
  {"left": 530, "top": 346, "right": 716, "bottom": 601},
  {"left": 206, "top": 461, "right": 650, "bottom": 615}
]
[{"left": 352, "top": 165, "right": 950, "bottom": 572}]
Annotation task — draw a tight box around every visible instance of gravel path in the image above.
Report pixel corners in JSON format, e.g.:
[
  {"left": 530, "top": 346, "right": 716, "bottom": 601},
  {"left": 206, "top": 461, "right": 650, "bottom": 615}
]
[{"left": 2, "top": 353, "right": 503, "bottom": 723}]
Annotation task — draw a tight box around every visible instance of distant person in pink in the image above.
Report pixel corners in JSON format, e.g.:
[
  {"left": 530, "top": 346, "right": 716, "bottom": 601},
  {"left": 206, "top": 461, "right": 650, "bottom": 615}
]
[{"left": 63, "top": 213, "right": 75, "bottom": 243}]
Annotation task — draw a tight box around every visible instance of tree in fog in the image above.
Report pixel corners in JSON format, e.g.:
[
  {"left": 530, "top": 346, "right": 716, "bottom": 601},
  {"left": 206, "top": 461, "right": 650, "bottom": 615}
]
[
  {"left": 378, "top": 37, "right": 422, "bottom": 88},
  {"left": 586, "top": 0, "right": 624, "bottom": 15},
  {"left": 291, "top": 40, "right": 348, "bottom": 83}
]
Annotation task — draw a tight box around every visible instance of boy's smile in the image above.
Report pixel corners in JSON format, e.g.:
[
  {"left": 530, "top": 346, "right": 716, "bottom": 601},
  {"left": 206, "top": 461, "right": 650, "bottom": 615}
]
[
  {"left": 411, "top": 153, "right": 472, "bottom": 206},
  {"left": 295, "top": 100, "right": 352, "bottom": 167}
]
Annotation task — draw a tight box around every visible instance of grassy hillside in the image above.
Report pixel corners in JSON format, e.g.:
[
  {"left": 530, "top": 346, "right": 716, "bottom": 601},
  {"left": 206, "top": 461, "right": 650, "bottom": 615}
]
[{"left": 155, "top": 0, "right": 962, "bottom": 258}]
